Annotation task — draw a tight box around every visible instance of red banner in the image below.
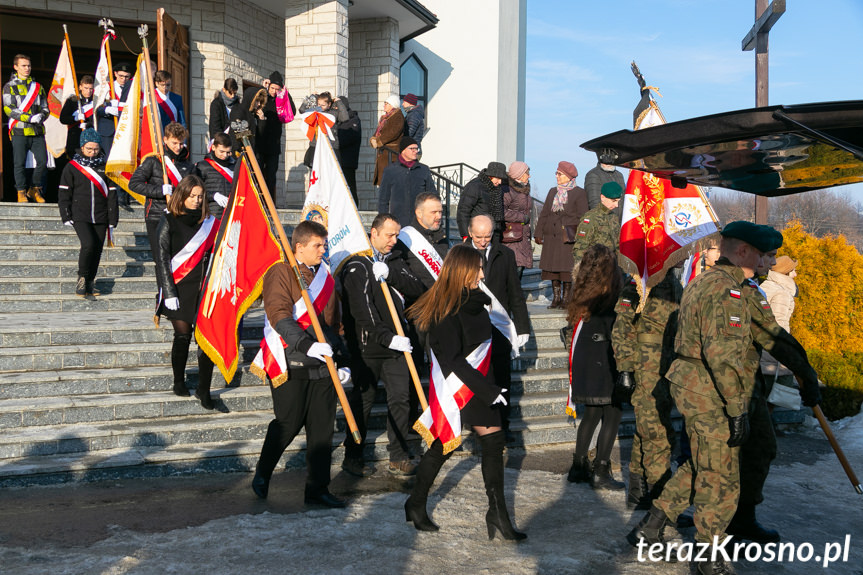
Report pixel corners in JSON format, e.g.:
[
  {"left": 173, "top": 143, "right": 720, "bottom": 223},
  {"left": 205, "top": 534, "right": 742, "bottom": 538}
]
[{"left": 195, "top": 154, "right": 284, "bottom": 382}]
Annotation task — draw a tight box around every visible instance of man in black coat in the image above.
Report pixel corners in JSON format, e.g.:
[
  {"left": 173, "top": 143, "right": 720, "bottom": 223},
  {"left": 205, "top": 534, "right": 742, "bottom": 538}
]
[
  {"left": 340, "top": 213, "right": 425, "bottom": 477},
  {"left": 95, "top": 63, "right": 132, "bottom": 158},
  {"left": 196, "top": 132, "right": 235, "bottom": 220},
  {"left": 59, "top": 75, "right": 95, "bottom": 160},
  {"left": 377, "top": 136, "right": 437, "bottom": 227},
  {"left": 393, "top": 192, "right": 449, "bottom": 293},
  {"left": 259, "top": 71, "right": 289, "bottom": 194},
  {"left": 467, "top": 214, "right": 530, "bottom": 435},
  {"left": 457, "top": 161, "right": 507, "bottom": 240}
]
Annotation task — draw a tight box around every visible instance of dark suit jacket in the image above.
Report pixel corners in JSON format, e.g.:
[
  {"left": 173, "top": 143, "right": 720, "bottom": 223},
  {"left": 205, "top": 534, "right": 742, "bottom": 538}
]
[{"left": 474, "top": 239, "right": 530, "bottom": 337}]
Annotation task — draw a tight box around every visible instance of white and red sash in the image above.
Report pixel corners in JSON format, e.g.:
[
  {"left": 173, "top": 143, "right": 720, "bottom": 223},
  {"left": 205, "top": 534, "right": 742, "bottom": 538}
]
[
  {"left": 155, "top": 89, "right": 178, "bottom": 123},
  {"left": 69, "top": 160, "right": 109, "bottom": 198},
  {"left": 414, "top": 338, "right": 493, "bottom": 454},
  {"left": 398, "top": 226, "right": 443, "bottom": 280},
  {"left": 205, "top": 158, "right": 234, "bottom": 182},
  {"left": 681, "top": 252, "right": 700, "bottom": 288},
  {"left": 250, "top": 263, "right": 335, "bottom": 386},
  {"left": 170, "top": 215, "right": 219, "bottom": 284},
  {"left": 80, "top": 101, "right": 94, "bottom": 119},
  {"left": 163, "top": 156, "right": 182, "bottom": 186},
  {"left": 566, "top": 318, "right": 584, "bottom": 418},
  {"left": 8, "top": 80, "right": 40, "bottom": 136}
]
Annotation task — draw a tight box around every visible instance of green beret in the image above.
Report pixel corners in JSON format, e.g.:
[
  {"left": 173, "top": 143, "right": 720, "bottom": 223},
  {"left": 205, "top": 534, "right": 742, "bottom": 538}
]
[
  {"left": 601, "top": 181, "right": 623, "bottom": 199},
  {"left": 720, "top": 220, "right": 774, "bottom": 252},
  {"left": 762, "top": 225, "right": 784, "bottom": 251}
]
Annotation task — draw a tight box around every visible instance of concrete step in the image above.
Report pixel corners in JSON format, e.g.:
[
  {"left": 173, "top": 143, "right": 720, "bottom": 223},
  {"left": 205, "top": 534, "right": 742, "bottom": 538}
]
[
  {"left": 0, "top": 293, "right": 157, "bottom": 313},
  {"left": 0, "top": 277, "right": 157, "bottom": 296},
  {"left": 0, "top": 215, "right": 149, "bottom": 233},
  {"left": 0, "top": 245, "right": 152, "bottom": 262},
  {"left": 0, "top": 229, "right": 151, "bottom": 247},
  {"left": 0, "top": 260, "right": 154, "bottom": 279}
]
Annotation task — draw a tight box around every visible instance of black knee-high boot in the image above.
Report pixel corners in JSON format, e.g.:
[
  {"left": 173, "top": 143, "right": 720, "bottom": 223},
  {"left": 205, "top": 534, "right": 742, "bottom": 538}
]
[
  {"left": 479, "top": 431, "right": 527, "bottom": 541},
  {"left": 171, "top": 333, "right": 192, "bottom": 397},
  {"left": 195, "top": 352, "right": 215, "bottom": 409},
  {"left": 405, "top": 440, "right": 450, "bottom": 532}
]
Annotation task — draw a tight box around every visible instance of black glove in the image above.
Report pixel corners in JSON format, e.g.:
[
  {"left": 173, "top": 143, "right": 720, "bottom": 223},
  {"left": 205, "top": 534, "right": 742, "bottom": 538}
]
[
  {"left": 614, "top": 371, "right": 635, "bottom": 402},
  {"left": 727, "top": 412, "right": 750, "bottom": 447},
  {"left": 799, "top": 368, "right": 822, "bottom": 408}
]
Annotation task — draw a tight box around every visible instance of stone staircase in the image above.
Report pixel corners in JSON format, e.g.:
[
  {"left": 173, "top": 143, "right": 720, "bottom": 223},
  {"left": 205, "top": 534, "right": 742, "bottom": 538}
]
[{"left": 0, "top": 203, "right": 584, "bottom": 486}]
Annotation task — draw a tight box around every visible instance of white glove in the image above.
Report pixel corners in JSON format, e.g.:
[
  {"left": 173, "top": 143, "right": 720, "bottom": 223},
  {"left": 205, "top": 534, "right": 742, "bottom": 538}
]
[
  {"left": 492, "top": 390, "right": 508, "bottom": 406},
  {"left": 29, "top": 113, "right": 43, "bottom": 124},
  {"left": 110, "top": 99, "right": 119, "bottom": 107},
  {"left": 64, "top": 220, "right": 74, "bottom": 226},
  {"left": 106, "top": 106, "right": 120, "bottom": 116},
  {"left": 516, "top": 333, "right": 530, "bottom": 349},
  {"left": 73, "top": 110, "right": 83, "bottom": 121},
  {"left": 164, "top": 297, "right": 180, "bottom": 310},
  {"left": 337, "top": 367, "right": 351, "bottom": 384},
  {"left": 162, "top": 184, "right": 173, "bottom": 197},
  {"left": 388, "top": 335, "right": 413, "bottom": 353},
  {"left": 213, "top": 192, "right": 229, "bottom": 208},
  {"left": 372, "top": 261, "right": 389, "bottom": 281},
  {"left": 307, "top": 341, "right": 333, "bottom": 362}
]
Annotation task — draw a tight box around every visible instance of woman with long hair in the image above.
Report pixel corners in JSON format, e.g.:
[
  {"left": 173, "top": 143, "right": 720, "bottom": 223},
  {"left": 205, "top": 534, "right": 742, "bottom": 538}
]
[
  {"left": 565, "top": 244, "right": 625, "bottom": 489},
  {"left": 404, "top": 244, "right": 526, "bottom": 541},
  {"left": 155, "top": 175, "right": 219, "bottom": 409}
]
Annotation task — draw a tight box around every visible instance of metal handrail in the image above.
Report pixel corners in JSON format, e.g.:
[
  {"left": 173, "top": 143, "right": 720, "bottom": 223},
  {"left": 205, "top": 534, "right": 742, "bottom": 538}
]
[
  {"left": 429, "top": 169, "right": 465, "bottom": 241},
  {"left": 429, "top": 162, "right": 481, "bottom": 188}
]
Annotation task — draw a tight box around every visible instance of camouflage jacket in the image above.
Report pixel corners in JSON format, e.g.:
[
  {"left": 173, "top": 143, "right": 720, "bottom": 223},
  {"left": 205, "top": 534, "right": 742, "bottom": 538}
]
[
  {"left": 2, "top": 74, "right": 49, "bottom": 137},
  {"left": 611, "top": 272, "right": 682, "bottom": 375},
  {"left": 571, "top": 203, "right": 619, "bottom": 264}
]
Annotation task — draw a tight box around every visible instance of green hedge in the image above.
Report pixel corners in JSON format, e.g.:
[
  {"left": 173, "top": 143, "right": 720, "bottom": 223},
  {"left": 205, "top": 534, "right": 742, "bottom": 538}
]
[{"left": 808, "top": 351, "right": 863, "bottom": 420}]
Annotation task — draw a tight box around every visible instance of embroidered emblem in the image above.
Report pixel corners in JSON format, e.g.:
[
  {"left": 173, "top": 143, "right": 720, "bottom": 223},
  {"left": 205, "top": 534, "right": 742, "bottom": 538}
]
[{"left": 729, "top": 315, "right": 742, "bottom": 328}]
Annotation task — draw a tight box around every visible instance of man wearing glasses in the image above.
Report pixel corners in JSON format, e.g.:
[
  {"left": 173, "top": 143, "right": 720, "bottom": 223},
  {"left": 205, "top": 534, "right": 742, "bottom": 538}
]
[
  {"left": 376, "top": 135, "right": 437, "bottom": 227},
  {"left": 96, "top": 63, "right": 133, "bottom": 158}
]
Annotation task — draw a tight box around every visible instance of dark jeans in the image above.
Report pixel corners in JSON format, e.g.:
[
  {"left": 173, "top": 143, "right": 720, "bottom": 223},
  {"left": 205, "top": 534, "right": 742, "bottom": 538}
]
[
  {"left": 72, "top": 221, "right": 108, "bottom": 281},
  {"left": 256, "top": 375, "right": 336, "bottom": 495},
  {"left": 11, "top": 134, "right": 47, "bottom": 191},
  {"left": 345, "top": 355, "right": 412, "bottom": 462}
]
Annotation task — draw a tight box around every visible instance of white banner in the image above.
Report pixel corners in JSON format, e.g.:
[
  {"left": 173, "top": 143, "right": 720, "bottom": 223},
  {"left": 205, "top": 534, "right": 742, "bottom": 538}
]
[
  {"left": 93, "top": 35, "right": 113, "bottom": 115},
  {"left": 45, "top": 39, "right": 77, "bottom": 158}
]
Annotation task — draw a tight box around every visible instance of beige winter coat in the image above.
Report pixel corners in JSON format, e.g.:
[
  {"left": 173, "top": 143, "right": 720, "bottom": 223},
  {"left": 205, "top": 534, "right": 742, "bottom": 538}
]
[{"left": 760, "top": 270, "right": 797, "bottom": 376}]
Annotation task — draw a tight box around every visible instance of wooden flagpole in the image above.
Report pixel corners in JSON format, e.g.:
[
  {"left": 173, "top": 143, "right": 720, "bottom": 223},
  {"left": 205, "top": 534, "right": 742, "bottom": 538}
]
[
  {"left": 232, "top": 120, "right": 361, "bottom": 444},
  {"left": 137, "top": 25, "right": 168, "bottom": 185},
  {"left": 62, "top": 25, "right": 85, "bottom": 129},
  {"left": 378, "top": 280, "right": 428, "bottom": 411}
]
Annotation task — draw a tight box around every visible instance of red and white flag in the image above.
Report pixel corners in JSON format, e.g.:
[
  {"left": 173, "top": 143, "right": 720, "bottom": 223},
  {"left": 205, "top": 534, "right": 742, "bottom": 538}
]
[
  {"left": 414, "top": 339, "right": 493, "bottom": 454},
  {"left": 44, "top": 39, "right": 76, "bottom": 158},
  {"left": 566, "top": 319, "right": 584, "bottom": 418},
  {"left": 195, "top": 153, "right": 284, "bottom": 382}
]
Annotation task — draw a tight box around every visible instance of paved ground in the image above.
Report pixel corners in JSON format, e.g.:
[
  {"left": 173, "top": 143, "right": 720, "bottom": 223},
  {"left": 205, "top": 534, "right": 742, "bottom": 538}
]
[{"left": 0, "top": 417, "right": 861, "bottom": 574}]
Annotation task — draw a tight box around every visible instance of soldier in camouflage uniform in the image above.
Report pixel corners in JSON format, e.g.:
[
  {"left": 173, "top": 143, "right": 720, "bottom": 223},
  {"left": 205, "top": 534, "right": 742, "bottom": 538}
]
[
  {"left": 611, "top": 269, "right": 682, "bottom": 510},
  {"left": 571, "top": 181, "right": 622, "bottom": 266},
  {"left": 626, "top": 221, "right": 821, "bottom": 575}
]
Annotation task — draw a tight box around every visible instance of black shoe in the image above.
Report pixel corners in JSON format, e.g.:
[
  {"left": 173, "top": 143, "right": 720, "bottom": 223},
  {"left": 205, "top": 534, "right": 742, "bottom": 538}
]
[
  {"left": 404, "top": 496, "right": 439, "bottom": 532},
  {"left": 172, "top": 381, "right": 190, "bottom": 397},
  {"left": 195, "top": 389, "right": 215, "bottom": 410},
  {"left": 567, "top": 454, "right": 591, "bottom": 483},
  {"left": 75, "top": 277, "right": 87, "bottom": 297},
  {"left": 85, "top": 279, "right": 100, "bottom": 296},
  {"left": 627, "top": 474, "right": 651, "bottom": 509},
  {"left": 625, "top": 505, "right": 676, "bottom": 561},
  {"left": 726, "top": 516, "right": 780, "bottom": 543},
  {"left": 696, "top": 559, "right": 737, "bottom": 575},
  {"left": 676, "top": 513, "right": 695, "bottom": 529},
  {"left": 304, "top": 490, "right": 347, "bottom": 508},
  {"left": 342, "top": 457, "right": 375, "bottom": 478},
  {"left": 252, "top": 472, "right": 269, "bottom": 499},
  {"left": 590, "top": 460, "right": 625, "bottom": 491}
]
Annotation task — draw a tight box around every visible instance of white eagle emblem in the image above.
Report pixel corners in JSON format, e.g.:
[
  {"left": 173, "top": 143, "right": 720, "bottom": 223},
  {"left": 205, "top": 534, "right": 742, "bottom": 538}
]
[{"left": 219, "top": 222, "right": 242, "bottom": 304}]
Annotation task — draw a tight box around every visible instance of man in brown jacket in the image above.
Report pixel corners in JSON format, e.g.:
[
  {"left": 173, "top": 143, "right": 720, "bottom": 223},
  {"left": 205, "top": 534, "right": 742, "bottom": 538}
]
[{"left": 251, "top": 221, "right": 349, "bottom": 508}]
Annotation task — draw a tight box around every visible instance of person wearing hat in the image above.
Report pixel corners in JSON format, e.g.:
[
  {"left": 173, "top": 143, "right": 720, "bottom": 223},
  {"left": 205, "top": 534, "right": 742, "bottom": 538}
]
[
  {"left": 377, "top": 136, "right": 437, "bottom": 227},
  {"left": 401, "top": 93, "right": 425, "bottom": 144},
  {"left": 371, "top": 95, "right": 405, "bottom": 186},
  {"left": 57, "top": 128, "right": 118, "bottom": 297},
  {"left": 502, "top": 161, "right": 533, "bottom": 278},
  {"left": 571, "top": 180, "right": 623, "bottom": 268},
  {"left": 259, "top": 71, "right": 293, "bottom": 195},
  {"left": 628, "top": 221, "right": 821, "bottom": 575},
  {"left": 96, "top": 62, "right": 133, "bottom": 159},
  {"left": 535, "top": 161, "right": 587, "bottom": 309},
  {"left": 456, "top": 161, "right": 508, "bottom": 241}
]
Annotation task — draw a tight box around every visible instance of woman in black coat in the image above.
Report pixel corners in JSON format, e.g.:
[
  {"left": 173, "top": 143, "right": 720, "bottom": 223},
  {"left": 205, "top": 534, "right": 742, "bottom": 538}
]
[
  {"left": 155, "top": 175, "right": 219, "bottom": 409},
  {"left": 58, "top": 128, "right": 119, "bottom": 297},
  {"left": 405, "top": 244, "right": 526, "bottom": 541},
  {"left": 565, "top": 243, "right": 624, "bottom": 489},
  {"left": 229, "top": 86, "right": 268, "bottom": 154},
  {"left": 208, "top": 78, "right": 239, "bottom": 141}
]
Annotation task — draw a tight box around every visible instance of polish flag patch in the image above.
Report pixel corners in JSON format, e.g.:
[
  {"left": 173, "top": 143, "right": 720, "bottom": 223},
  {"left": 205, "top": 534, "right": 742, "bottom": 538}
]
[{"left": 729, "top": 289, "right": 741, "bottom": 299}]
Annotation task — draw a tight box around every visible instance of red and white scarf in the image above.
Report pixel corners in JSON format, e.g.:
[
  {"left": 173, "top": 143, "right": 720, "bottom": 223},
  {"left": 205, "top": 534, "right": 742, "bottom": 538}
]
[
  {"left": 80, "top": 101, "right": 94, "bottom": 119},
  {"left": 205, "top": 157, "right": 234, "bottom": 182},
  {"left": 250, "top": 263, "right": 334, "bottom": 387},
  {"left": 163, "top": 156, "right": 182, "bottom": 186},
  {"left": 566, "top": 319, "right": 584, "bottom": 418},
  {"left": 8, "top": 80, "right": 40, "bottom": 136},
  {"left": 414, "top": 338, "right": 493, "bottom": 454},
  {"left": 170, "top": 215, "right": 219, "bottom": 284},
  {"left": 155, "top": 89, "right": 178, "bottom": 123},
  {"left": 69, "top": 160, "right": 109, "bottom": 198}
]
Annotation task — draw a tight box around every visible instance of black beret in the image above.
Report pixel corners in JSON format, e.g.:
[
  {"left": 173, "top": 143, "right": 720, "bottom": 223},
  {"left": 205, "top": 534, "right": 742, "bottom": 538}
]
[
  {"left": 720, "top": 221, "right": 774, "bottom": 252},
  {"left": 762, "top": 225, "right": 784, "bottom": 251}
]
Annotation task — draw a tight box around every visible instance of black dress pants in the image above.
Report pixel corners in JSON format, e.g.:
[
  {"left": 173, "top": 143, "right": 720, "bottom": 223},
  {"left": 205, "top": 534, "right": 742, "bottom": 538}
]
[
  {"left": 72, "top": 221, "right": 108, "bottom": 281},
  {"left": 256, "top": 374, "right": 336, "bottom": 495},
  {"left": 345, "top": 355, "right": 412, "bottom": 462}
]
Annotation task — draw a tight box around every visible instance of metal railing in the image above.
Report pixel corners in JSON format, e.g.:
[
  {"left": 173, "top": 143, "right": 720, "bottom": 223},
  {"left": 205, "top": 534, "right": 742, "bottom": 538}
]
[{"left": 429, "top": 163, "right": 481, "bottom": 239}]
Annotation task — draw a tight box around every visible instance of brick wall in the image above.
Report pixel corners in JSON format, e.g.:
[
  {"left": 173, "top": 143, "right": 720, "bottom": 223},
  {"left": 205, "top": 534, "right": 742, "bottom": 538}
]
[{"left": 347, "top": 17, "right": 399, "bottom": 211}]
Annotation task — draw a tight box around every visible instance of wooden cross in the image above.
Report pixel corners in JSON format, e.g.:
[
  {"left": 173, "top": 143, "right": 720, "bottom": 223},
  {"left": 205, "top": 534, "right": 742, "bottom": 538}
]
[{"left": 742, "top": 0, "right": 785, "bottom": 224}]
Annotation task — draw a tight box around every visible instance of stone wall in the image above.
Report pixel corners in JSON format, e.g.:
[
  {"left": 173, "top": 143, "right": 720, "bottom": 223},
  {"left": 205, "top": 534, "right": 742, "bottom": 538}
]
[{"left": 347, "top": 17, "right": 399, "bottom": 211}]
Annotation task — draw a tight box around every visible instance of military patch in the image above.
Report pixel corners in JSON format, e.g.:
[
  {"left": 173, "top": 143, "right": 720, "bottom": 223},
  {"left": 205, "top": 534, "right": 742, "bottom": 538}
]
[
  {"left": 578, "top": 231, "right": 586, "bottom": 237},
  {"left": 729, "top": 289, "right": 741, "bottom": 299},
  {"left": 620, "top": 299, "right": 632, "bottom": 307},
  {"left": 760, "top": 299, "right": 770, "bottom": 309},
  {"left": 582, "top": 218, "right": 590, "bottom": 224},
  {"left": 729, "top": 315, "right": 742, "bottom": 327}
]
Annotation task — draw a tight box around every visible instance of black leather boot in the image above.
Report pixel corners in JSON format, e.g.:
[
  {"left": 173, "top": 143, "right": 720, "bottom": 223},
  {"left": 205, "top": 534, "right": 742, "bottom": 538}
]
[
  {"left": 566, "top": 454, "right": 591, "bottom": 483},
  {"left": 547, "top": 280, "right": 561, "bottom": 309},
  {"left": 195, "top": 352, "right": 215, "bottom": 409},
  {"left": 559, "top": 281, "right": 572, "bottom": 309},
  {"left": 480, "top": 431, "right": 526, "bottom": 541},
  {"left": 726, "top": 502, "right": 780, "bottom": 543},
  {"left": 171, "top": 333, "right": 192, "bottom": 397},
  {"left": 626, "top": 504, "right": 675, "bottom": 561},
  {"left": 696, "top": 558, "right": 737, "bottom": 575},
  {"left": 627, "top": 473, "right": 651, "bottom": 509},
  {"left": 405, "top": 440, "right": 450, "bottom": 532},
  {"left": 590, "top": 460, "right": 625, "bottom": 490}
]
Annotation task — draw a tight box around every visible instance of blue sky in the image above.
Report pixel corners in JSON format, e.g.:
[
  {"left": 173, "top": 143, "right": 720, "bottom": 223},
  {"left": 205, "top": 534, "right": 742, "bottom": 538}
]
[{"left": 523, "top": 0, "right": 863, "bottom": 202}]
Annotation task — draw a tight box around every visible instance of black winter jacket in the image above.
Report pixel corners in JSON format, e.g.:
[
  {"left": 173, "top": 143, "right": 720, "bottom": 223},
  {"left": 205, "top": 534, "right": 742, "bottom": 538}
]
[
  {"left": 128, "top": 147, "right": 198, "bottom": 224},
  {"left": 208, "top": 92, "right": 238, "bottom": 140},
  {"left": 155, "top": 211, "right": 210, "bottom": 301},
  {"left": 59, "top": 95, "right": 94, "bottom": 159},
  {"left": 58, "top": 157, "right": 119, "bottom": 227},
  {"left": 393, "top": 218, "right": 451, "bottom": 294},
  {"left": 457, "top": 171, "right": 504, "bottom": 238},
  {"left": 376, "top": 160, "right": 438, "bottom": 228},
  {"left": 403, "top": 104, "right": 425, "bottom": 142},
  {"left": 473, "top": 240, "right": 530, "bottom": 337},
  {"left": 336, "top": 102, "right": 362, "bottom": 169},
  {"left": 569, "top": 308, "right": 619, "bottom": 405},
  {"left": 340, "top": 249, "right": 425, "bottom": 360},
  {"left": 229, "top": 86, "right": 268, "bottom": 154},
  {"left": 259, "top": 91, "right": 295, "bottom": 156},
  {"left": 196, "top": 152, "right": 235, "bottom": 220}
]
